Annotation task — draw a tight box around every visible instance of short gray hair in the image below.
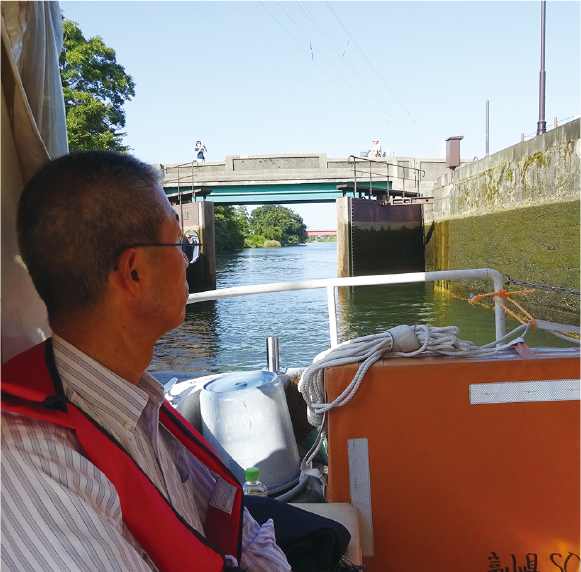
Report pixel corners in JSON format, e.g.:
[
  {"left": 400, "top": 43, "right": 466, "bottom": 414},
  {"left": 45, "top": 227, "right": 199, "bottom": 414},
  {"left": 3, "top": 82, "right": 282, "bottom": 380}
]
[{"left": 17, "top": 151, "right": 168, "bottom": 322}]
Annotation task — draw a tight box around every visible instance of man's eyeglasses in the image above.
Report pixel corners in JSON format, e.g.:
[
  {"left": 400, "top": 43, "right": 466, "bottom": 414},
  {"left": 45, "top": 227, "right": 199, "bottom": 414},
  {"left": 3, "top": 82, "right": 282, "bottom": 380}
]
[{"left": 123, "top": 237, "right": 203, "bottom": 264}]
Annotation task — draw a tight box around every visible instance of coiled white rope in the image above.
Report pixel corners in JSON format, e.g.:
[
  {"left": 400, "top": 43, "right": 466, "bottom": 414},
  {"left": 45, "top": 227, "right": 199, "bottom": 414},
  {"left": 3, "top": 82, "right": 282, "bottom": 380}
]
[
  {"left": 299, "top": 324, "right": 497, "bottom": 428},
  {"left": 295, "top": 322, "right": 533, "bottom": 482}
]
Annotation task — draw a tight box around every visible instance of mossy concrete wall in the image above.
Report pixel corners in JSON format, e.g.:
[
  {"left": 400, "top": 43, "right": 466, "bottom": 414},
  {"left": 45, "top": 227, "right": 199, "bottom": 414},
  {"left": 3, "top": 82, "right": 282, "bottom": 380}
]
[{"left": 424, "top": 119, "right": 580, "bottom": 325}]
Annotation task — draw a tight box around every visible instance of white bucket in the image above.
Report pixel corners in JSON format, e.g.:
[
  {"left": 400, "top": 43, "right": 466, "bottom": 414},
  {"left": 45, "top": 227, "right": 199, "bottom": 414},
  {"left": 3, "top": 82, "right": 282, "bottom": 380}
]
[{"left": 200, "top": 371, "right": 300, "bottom": 494}]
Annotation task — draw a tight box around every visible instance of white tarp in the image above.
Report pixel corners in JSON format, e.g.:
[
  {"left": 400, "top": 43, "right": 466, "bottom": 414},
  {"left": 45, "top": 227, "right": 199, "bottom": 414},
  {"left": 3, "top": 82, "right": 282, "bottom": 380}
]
[{"left": 2, "top": 1, "right": 68, "bottom": 362}]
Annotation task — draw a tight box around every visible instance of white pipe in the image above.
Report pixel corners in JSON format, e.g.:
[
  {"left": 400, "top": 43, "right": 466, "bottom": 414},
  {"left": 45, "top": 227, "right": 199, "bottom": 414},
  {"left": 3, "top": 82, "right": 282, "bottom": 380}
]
[
  {"left": 188, "top": 268, "right": 507, "bottom": 341},
  {"left": 490, "top": 269, "right": 506, "bottom": 343},
  {"left": 327, "top": 285, "right": 338, "bottom": 348},
  {"left": 535, "top": 320, "right": 580, "bottom": 335}
]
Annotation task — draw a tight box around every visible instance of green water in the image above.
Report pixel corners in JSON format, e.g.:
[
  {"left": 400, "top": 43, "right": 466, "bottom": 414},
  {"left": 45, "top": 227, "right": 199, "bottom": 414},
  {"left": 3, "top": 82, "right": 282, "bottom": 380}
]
[{"left": 149, "top": 242, "right": 573, "bottom": 383}]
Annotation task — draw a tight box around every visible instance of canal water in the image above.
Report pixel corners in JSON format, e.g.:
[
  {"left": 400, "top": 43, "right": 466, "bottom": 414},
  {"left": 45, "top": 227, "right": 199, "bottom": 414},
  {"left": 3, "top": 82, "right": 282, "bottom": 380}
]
[{"left": 149, "top": 242, "right": 570, "bottom": 383}]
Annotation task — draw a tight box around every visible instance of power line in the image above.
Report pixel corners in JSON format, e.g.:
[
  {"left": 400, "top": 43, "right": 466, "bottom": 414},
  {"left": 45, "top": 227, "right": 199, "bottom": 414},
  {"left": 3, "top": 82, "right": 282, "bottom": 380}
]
[
  {"left": 261, "top": 2, "right": 410, "bottom": 143},
  {"left": 325, "top": 1, "right": 440, "bottom": 149},
  {"left": 275, "top": 1, "right": 423, "bottom": 149},
  {"left": 258, "top": 0, "right": 410, "bottom": 143},
  {"left": 298, "top": 0, "right": 435, "bottom": 151},
  {"left": 297, "top": 2, "right": 396, "bottom": 115}
]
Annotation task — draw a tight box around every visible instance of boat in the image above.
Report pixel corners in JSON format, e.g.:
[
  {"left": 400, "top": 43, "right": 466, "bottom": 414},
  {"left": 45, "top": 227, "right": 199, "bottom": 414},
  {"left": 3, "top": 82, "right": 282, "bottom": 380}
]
[
  {"left": 165, "top": 269, "right": 580, "bottom": 571},
  {"left": 2, "top": 4, "right": 579, "bottom": 571}
]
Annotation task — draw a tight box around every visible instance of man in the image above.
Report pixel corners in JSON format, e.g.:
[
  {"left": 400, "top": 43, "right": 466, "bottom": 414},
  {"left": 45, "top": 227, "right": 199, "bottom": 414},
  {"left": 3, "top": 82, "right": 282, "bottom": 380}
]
[
  {"left": 372, "top": 139, "right": 382, "bottom": 157},
  {"left": 1, "top": 151, "right": 291, "bottom": 571}
]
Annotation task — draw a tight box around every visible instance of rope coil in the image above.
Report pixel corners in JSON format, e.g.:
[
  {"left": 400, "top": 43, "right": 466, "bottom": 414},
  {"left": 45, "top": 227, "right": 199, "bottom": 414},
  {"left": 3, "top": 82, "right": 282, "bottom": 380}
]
[
  {"left": 298, "top": 325, "right": 497, "bottom": 428},
  {"left": 296, "top": 324, "right": 511, "bottom": 481},
  {"left": 292, "top": 310, "right": 579, "bottom": 497}
]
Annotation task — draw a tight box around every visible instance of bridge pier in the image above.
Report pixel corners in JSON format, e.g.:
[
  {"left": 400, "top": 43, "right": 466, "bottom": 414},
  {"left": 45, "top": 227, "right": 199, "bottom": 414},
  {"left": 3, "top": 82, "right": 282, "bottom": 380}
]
[
  {"left": 336, "top": 197, "right": 424, "bottom": 278},
  {"left": 170, "top": 200, "right": 216, "bottom": 292}
]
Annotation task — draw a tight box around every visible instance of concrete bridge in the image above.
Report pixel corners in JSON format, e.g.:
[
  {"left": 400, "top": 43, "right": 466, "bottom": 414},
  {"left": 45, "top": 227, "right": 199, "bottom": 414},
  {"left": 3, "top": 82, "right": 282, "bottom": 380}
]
[
  {"left": 158, "top": 152, "right": 474, "bottom": 291},
  {"left": 155, "top": 153, "right": 458, "bottom": 204}
]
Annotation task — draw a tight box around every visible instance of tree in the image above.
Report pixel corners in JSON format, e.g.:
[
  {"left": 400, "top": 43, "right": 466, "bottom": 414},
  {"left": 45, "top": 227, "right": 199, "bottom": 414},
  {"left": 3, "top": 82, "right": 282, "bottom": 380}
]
[
  {"left": 248, "top": 205, "right": 307, "bottom": 246},
  {"left": 214, "top": 206, "right": 248, "bottom": 251},
  {"left": 59, "top": 19, "right": 135, "bottom": 152}
]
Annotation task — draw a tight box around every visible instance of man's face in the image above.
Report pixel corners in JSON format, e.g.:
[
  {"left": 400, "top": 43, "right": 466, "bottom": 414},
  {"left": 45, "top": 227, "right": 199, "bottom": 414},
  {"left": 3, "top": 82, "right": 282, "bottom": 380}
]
[{"left": 143, "top": 186, "right": 190, "bottom": 337}]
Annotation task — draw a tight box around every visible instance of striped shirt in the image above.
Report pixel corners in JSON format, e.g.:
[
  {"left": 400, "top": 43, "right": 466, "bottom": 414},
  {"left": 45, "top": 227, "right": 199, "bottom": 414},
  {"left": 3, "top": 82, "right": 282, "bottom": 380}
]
[{"left": 1, "top": 334, "right": 291, "bottom": 572}]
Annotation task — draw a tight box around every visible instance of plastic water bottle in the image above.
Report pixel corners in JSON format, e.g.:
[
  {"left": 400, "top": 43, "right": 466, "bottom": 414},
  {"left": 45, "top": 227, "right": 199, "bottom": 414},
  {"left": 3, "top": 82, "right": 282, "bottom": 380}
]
[{"left": 243, "top": 467, "right": 268, "bottom": 497}]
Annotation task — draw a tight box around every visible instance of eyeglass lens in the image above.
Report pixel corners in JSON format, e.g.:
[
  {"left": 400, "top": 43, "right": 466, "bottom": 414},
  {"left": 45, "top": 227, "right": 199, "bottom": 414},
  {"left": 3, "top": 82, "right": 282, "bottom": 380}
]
[{"left": 181, "top": 238, "right": 200, "bottom": 263}]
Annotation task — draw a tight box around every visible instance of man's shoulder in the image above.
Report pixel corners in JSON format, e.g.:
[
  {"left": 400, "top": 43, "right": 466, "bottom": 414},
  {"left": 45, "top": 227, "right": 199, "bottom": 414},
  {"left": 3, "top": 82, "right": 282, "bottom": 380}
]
[
  {"left": 2, "top": 341, "right": 53, "bottom": 397},
  {"left": 3, "top": 341, "right": 47, "bottom": 373},
  {"left": 1, "top": 408, "right": 80, "bottom": 450}
]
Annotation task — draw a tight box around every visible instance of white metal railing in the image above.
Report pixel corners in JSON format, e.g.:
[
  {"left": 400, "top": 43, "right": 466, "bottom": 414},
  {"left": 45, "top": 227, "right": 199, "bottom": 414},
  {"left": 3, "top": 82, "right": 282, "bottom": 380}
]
[{"left": 187, "top": 268, "right": 506, "bottom": 347}]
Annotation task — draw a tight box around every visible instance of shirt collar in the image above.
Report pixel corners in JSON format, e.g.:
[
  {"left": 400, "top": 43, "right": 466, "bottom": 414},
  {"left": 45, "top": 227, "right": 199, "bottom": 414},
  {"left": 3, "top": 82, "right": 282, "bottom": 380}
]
[{"left": 52, "top": 334, "right": 164, "bottom": 432}]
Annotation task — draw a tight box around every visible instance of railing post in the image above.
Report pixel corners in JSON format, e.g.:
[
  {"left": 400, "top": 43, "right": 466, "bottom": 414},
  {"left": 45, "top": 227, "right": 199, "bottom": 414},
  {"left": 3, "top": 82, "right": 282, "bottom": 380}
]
[
  {"left": 327, "top": 285, "right": 339, "bottom": 347},
  {"left": 177, "top": 164, "right": 183, "bottom": 233},
  {"left": 490, "top": 270, "right": 507, "bottom": 342},
  {"left": 266, "top": 337, "right": 280, "bottom": 372}
]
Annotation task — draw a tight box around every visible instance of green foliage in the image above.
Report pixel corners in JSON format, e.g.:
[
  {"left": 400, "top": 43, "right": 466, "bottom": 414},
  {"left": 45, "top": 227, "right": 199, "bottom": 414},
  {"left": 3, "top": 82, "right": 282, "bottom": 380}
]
[
  {"left": 306, "top": 235, "right": 337, "bottom": 242},
  {"left": 215, "top": 205, "right": 248, "bottom": 251},
  {"left": 60, "top": 19, "right": 135, "bottom": 152},
  {"left": 263, "top": 240, "right": 282, "bottom": 248},
  {"left": 244, "top": 235, "right": 266, "bottom": 249},
  {"left": 248, "top": 205, "right": 307, "bottom": 246}
]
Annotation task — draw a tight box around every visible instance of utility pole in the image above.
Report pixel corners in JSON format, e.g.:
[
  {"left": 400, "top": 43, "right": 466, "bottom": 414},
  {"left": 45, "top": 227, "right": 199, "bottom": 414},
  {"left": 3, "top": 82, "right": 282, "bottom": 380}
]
[
  {"left": 486, "top": 100, "right": 489, "bottom": 156},
  {"left": 536, "top": 1, "right": 547, "bottom": 136}
]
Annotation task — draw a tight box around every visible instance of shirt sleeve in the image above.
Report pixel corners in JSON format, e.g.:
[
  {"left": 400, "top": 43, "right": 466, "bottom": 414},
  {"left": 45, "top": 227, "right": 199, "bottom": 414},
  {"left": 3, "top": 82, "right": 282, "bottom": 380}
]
[
  {"left": 239, "top": 507, "right": 291, "bottom": 572},
  {"left": 1, "top": 411, "right": 156, "bottom": 572}
]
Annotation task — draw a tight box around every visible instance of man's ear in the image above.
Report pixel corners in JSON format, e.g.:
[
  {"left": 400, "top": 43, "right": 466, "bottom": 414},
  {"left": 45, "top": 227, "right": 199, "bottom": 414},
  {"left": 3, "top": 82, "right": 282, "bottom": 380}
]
[{"left": 113, "top": 248, "right": 146, "bottom": 297}]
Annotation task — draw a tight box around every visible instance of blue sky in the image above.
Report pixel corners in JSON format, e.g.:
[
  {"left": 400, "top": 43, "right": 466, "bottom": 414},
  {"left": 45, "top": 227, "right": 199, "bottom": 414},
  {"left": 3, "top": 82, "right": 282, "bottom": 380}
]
[{"left": 60, "top": 1, "right": 580, "bottom": 228}]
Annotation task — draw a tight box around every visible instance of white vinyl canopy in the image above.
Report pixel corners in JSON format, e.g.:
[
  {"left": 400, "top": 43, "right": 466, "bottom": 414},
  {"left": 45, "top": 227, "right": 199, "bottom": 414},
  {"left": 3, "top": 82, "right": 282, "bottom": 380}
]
[{"left": 1, "top": 1, "right": 68, "bottom": 362}]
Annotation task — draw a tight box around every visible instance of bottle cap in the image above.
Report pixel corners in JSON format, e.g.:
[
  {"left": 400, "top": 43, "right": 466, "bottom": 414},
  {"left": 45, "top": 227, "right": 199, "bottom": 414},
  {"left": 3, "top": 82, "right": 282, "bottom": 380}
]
[{"left": 245, "top": 467, "right": 259, "bottom": 481}]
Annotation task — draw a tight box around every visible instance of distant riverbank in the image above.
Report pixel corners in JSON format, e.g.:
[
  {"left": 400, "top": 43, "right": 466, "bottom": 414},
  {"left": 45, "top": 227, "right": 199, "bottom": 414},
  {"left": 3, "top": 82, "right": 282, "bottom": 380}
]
[{"left": 215, "top": 205, "right": 308, "bottom": 251}]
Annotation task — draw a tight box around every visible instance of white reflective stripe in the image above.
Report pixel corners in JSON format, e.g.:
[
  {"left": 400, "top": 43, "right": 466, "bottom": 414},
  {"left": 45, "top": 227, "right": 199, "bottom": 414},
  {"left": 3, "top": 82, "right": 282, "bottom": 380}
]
[
  {"left": 347, "top": 438, "right": 374, "bottom": 557},
  {"left": 470, "top": 379, "right": 580, "bottom": 404}
]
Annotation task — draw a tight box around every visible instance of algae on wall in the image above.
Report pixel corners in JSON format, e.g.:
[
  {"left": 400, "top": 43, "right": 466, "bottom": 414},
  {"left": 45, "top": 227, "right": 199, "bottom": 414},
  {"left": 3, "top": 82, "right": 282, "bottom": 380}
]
[
  {"left": 425, "top": 201, "right": 580, "bottom": 325},
  {"left": 424, "top": 120, "right": 580, "bottom": 326}
]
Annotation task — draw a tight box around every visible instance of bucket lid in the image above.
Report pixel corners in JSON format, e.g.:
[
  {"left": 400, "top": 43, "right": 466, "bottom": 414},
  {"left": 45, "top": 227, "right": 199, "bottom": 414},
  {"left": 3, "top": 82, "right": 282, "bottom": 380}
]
[{"left": 203, "top": 370, "right": 277, "bottom": 393}]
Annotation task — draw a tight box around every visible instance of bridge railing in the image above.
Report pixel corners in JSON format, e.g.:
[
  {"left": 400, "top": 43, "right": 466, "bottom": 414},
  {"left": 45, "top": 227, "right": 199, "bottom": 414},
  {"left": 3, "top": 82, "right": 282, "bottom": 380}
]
[
  {"left": 348, "top": 155, "right": 426, "bottom": 199},
  {"left": 162, "top": 161, "right": 205, "bottom": 200}
]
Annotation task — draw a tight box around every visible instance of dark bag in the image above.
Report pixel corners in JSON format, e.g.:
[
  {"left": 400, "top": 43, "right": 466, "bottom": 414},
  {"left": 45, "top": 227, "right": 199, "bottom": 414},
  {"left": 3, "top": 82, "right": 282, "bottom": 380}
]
[{"left": 244, "top": 496, "right": 351, "bottom": 572}]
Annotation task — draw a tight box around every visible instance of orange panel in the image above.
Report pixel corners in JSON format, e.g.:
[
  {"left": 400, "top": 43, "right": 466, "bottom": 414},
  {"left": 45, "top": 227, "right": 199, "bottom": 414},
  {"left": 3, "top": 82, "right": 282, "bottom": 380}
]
[{"left": 325, "top": 352, "right": 580, "bottom": 572}]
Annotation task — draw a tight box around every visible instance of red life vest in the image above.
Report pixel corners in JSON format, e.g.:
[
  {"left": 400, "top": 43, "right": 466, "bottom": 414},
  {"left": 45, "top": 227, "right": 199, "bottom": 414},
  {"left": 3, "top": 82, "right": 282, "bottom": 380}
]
[{"left": 1, "top": 340, "right": 244, "bottom": 572}]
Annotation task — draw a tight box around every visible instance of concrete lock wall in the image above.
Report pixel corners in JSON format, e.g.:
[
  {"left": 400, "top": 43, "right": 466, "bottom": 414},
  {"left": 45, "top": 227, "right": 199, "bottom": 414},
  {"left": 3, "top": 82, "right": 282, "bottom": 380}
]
[
  {"left": 424, "top": 119, "right": 580, "bottom": 325},
  {"left": 336, "top": 198, "right": 424, "bottom": 277}
]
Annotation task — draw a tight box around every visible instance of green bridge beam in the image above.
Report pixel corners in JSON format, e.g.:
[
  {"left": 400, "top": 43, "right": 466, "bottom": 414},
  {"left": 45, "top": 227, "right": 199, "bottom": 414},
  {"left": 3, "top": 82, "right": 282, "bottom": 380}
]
[{"left": 163, "top": 182, "right": 391, "bottom": 204}]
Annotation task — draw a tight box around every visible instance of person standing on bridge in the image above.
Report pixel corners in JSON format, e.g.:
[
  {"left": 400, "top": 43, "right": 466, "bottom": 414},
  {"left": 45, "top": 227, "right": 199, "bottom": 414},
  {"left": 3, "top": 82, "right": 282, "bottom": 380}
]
[
  {"left": 195, "top": 140, "right": 207, "bottom": 162},
  {"left": 372, "top": 139, "right": 382, "bottom": 157}
]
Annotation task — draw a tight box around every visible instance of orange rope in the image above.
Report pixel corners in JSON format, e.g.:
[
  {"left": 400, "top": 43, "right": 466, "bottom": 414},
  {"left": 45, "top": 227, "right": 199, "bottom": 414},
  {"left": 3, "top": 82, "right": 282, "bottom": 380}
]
[{"left": 467, "top": 289, "right": 536, "bottom": 327}]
